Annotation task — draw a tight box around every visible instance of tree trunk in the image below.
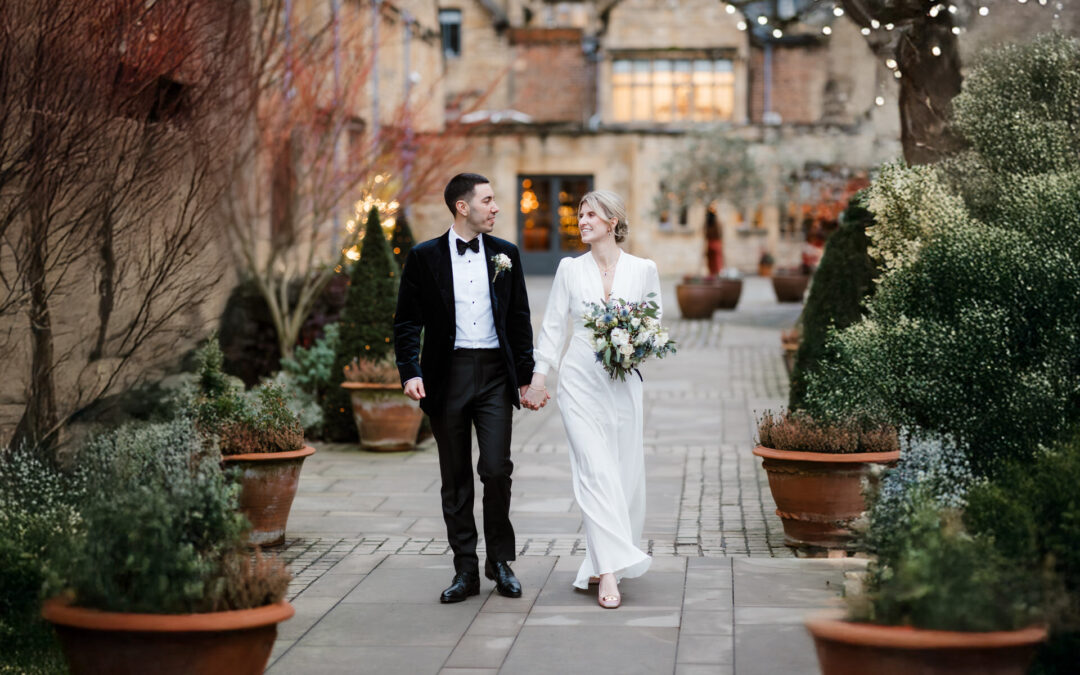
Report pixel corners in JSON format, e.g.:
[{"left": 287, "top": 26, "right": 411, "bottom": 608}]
[
  {"left": 896, "top": 19, "right": 964, "bottom": 165},
  {"left": 91, "top": 209, "right": 115, "bottom": 360}
]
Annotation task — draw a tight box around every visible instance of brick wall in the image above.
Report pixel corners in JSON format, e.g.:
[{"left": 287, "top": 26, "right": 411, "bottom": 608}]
[
  {"left": 507, "top": 28, "right": 594, "bottom": 123},
  {"left": 749, "top": 43, "right": 828, "bottom": 124}
]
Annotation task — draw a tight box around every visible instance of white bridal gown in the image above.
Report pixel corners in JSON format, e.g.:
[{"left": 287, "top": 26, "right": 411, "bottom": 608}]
[{"left": 534, "top": 251, "right": 662, "bottom": 589}]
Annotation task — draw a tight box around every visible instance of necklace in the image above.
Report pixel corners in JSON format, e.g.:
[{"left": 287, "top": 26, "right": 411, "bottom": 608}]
[{"left": 596, "top": 253, "right": 620, "bottom": 277}]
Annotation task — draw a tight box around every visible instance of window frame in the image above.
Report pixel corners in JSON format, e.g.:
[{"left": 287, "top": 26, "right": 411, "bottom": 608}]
[
  {"left": 610, "top": 49, "right": 736, "bottom": 124},
  {"left": 439, "top": 9, "right": 462, "bottom": 59}
]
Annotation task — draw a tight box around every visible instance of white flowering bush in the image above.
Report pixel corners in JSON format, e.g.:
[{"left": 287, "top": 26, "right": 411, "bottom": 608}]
[{"left": 806, "top": 33, "right": 1080, "bottom": 477}]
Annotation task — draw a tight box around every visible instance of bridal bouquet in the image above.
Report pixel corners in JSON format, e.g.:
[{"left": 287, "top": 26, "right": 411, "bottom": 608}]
[{"left": 583, "top": 293, "right": 676, "bottom": 381}]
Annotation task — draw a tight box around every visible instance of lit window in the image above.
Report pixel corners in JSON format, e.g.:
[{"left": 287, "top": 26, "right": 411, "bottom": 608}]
[
  {"left": 439, "top": 9, "right": 461, "bottom": 59},
  {"left": 612, "top": 56, "right": 734, "bottom": 123}
]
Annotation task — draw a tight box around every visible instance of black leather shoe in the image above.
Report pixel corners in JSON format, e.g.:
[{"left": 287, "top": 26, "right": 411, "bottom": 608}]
[
  {"left": 485, "top": 560, "right": 522, "bottom": 598},
  {"left": 440, "top": 571, "right": 480, "bottom": 604}
]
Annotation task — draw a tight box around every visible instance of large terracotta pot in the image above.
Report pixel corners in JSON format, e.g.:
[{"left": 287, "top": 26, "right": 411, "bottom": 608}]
[
  {"left": 42, "top": 598, "right": 294, "bottom": 675},
  {"left": 772, "top": 269, "right": 810, "bottom": 302},
  {"left": 222, "top": 445, "right": 315, "bottom": 547},
  {"left": 342, "top": 382, "right": 424, "bottom": 451},
  {"left": 676, "top": 283, "right": 716, "bottom": 319},
  {"left": 805, "top": 615, "right": 1047, "bottom": 675},
  {"left": 753, "top": 445, "right": 899, "bottom": 550},
  {"left": 714, "top": 278, "right": 743, "bottom": 310}
]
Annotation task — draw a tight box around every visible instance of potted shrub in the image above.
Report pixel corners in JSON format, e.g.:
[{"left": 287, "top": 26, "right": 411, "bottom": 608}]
[
  {"left": 806, "top": 500, "right": 1046, "bottom": 675},
  {"left": 41, "top": 418, "right": 294, "bottom": 675},
  {"left": 193, "top": 340, "right": 315, "bottom": 547},
  {"left": 772, "top": 266, "right": 811, "bottom": 302},
  {"left": 758, "top": 251, "right": 775, "bottom": 277},
  {"left": 340, "top": 357, "right": 423, "bottom": 451},
  {"left": 752, "top": 409, "right": 899, "bottom": 551}
]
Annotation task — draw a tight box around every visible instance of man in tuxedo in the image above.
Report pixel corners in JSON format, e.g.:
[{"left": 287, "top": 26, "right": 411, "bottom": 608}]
[{"left": 394, "top": 173, "right": 545, "bottom": 603}]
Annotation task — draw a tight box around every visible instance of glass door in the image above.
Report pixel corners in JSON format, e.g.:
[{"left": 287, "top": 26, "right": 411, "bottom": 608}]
[{"left": 517, "top": 174, "right": 593, "bottom": 274}]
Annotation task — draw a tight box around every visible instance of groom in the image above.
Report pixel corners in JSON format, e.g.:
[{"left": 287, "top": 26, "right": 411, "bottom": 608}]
[{"left": 394, "top": 173, "right": 540, "bottom": 603}]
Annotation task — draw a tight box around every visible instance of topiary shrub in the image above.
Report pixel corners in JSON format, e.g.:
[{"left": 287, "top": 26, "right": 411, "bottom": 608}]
[
  {"left": 804, "top": 33, "right": 1080, "bottom": 477},
  {"left": 390, "top": 211, "right": 416, "bottom": 270},
  {"left": 323, "top": 207, "right": 399, "bottom": 441},
  {"left": 788, "top": 191, "right": 879, "bottom": 410}
]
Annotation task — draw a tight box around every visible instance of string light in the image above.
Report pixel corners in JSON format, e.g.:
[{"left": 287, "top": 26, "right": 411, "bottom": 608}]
[
  {"left": 932, "top": 45, "right": 942, "bottom": 56},
  {"left": 757, "top": 15, "right": 768, "bottom": 24},
  {"left": 772, "top": 28, "right": 783, "bottom": 38},
  {"left": 737, "top": 20, "right": 748, "bottom": 30},
  {"left": 929, "top": 4, "right": 942, "bottom": 17},
  {"left": 726, "top": 3, "right": 736, "bottom": 13},
  {"left": 894, "top": 70, "right": 902, "bottom": 79},
  {"left": 861, "top": 27, "right": 871, "bottom": 35},
  {"left": 948, "top": 4, "right": 958, "bottom": 13},
  {"left": 1018, "top": 0, "right": 1028, "bottom": 4},
  {"left": 885, "top": 22, "right": 894, "bottom": 30},
  {"left": 822, "top": 25, "right": 833, "bottom": 35},
  {"left": 885, "top": 58, "right": 897, "bottom": 69},
  {"left": 952, "top": 25, "right": 962, "bottom": 34},
  {"left": 979, "top": 6, "right": 989, "bottom": 14},
  {"left": 875, "top": 96, "right": 885, "bottom": 106},
  {"left": 833, "top": 6, "right": 844, "bottom": 16},
  {"left": 870, "top": 19, "right": 881, "bottom": 28}
]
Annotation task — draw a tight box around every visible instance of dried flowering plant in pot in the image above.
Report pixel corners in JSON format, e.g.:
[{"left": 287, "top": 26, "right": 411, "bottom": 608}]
[
  {"left": 191, "top": 339, "right": 315, "bottom": 547},
  {"left": 341, "top": 357, "right": 423, "bottom": 452},
  {"left": 753, "top": 409, "right": 899, "bottom": 551},
  {"left": 40, "top": 418, "right": 295, "bottom": 675}
]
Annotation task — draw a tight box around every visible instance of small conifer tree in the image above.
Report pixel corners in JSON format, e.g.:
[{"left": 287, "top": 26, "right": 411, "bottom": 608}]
[
  {"left": 323, "top": 207, "right": 399, "bottom": 441},
  {"left": 390, "top": 211, "right": 416, "bottom": 270}
]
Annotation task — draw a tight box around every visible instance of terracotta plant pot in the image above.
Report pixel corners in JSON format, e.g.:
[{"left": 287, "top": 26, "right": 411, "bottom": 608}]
[
  {"left": 42, "top": 597, "right": 295, "bottom": 675},
  {"left": 772, "top": 269, "right": 810, "bottom": 302},
  {"left": 341, "top": 382, "right": 424, "bottom": 451},
  {"left": 222, "top": 445, "right": 316, "bottom": 547},
  {"left": 805, "top": 615, "right": 1047, "bottom": 675},
  {"left": 714, "top": 278, "right": 743, "bottom": 310},
  {"left": 752, "top": 445, "right": 899, "bottom": 550},
  {"left": 676, "top": 283, "right": 716, "bottom": 319},
  {"left": 758, "top": 262, "right": 774, "bottom": 277}
]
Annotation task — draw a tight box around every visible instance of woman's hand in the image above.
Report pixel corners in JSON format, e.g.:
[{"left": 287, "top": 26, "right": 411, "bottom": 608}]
[{"left": 522, "top": 385, "right": 549, "bottom": 410}]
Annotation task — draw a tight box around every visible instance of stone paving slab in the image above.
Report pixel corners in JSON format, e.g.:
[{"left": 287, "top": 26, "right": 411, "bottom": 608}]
[{"left": 267, "top": 277, "right": 857, "bottom": 674}]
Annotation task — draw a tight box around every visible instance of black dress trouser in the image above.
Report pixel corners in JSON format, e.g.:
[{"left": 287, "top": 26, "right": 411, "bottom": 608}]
[{"left": 428, "top": 348, "right": 516, "bottom": 575}]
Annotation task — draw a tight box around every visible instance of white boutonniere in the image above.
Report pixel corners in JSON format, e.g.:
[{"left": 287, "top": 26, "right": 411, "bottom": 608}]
[{"left": 491, "top": 253, "right": 511, "bottom": 282}]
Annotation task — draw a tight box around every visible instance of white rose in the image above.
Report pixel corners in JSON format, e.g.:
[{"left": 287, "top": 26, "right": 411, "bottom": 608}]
[
  {"left": 594, "top": 336, "right": 607, "bottom": 351},
  {"left": 644, "top": 317, "right": 659, "bottom": 330},
  {"left": 630, "top": 317, "right": 641, "bottom": 329},
  {"left": 619, "top": 343, "right": 634, "bottom": 357},
  {"left": 610, "top": 328, "right": 629, "bottom": 347}
]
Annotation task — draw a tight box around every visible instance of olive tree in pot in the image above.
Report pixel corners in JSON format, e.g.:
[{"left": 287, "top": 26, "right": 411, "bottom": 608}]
[{"left": 41, "top": 418, "right": 293, "bottom": 675}]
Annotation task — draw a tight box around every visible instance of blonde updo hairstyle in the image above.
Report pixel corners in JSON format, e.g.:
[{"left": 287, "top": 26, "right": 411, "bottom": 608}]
[{"left": 580, "top": 190, "right": 629, "bottom": 244}]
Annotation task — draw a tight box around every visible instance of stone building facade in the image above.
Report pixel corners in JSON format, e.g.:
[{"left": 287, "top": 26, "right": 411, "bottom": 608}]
[{"left": 408, "top": 0, "right": 904, "bottom": 275}]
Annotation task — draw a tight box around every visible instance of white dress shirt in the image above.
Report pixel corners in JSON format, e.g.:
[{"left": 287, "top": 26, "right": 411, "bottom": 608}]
[{"left": 449, "top": 225, "right": 500, "bottom": 349}]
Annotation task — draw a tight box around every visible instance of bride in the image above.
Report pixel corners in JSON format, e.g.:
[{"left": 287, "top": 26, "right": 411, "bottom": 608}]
[{"left": 521, "top": 190, "right": 662, "bottom": 609}]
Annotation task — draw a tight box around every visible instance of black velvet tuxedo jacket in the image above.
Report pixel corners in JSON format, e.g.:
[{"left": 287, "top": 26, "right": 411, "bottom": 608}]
[{"left": 393, "top": 231, "right": 535, "bottom": 416}]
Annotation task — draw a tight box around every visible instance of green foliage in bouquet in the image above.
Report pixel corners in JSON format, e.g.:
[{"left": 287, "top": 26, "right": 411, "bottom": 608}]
[
  {"left": 49, "top": 418, "right": 290, "bottom": 614},
  {"left": 323, "top": 207, "right": 398, "bottom": 441},
  {"left": 788, "top": 191, "right": 879, "bottom": 410},
  {"left": 804, "top": 33, "right": 1080, "bottom": 476},
  {"left": 193, "top": 338, "right": 304, "bottom": 454},
  {"left": 583, "top": 294, "right": 676, "bottom": 382}
]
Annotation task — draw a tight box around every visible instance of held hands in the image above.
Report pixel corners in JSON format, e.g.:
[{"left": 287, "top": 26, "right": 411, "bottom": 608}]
[
  {"left": 520, "top": 383, "right": 550, "bottom": 411},
  {"left": 404, "top": 378, "right": 426, "bottom": 401}
]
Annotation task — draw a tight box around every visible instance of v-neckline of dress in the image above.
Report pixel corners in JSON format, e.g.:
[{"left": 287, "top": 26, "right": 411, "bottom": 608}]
[{"left": 589, "top": 250, "right": 622, "bottom": 304}]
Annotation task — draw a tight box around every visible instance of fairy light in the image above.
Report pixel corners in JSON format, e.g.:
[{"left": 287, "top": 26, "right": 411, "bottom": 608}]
[
  {"left": 894, "top": 70, "right": 902, "bottom": 79},
  {"left": 885, "top": 58, "right": 897, "bottom": 69},
  {"left": 737, "top": 20, "right": 748, "bottom": 29},
  {"left": 870, "top": 19, "right": 881, "bottom": 28},
  {"left": 885, "top": 22, "right": 894, "bottom": 30},
  {"left": 822, "top": 25, "right": 833, "bottom": 35},
  {"left": 772, "top": 28, "right": 783, "bottom": 38},
  {"left": 948, "top": 4, "right": 958, "bottom": 13},
  {"left": 725, "top": 3, "right": 736, "bottom": 12},
  {"left": 757, "top": 15, "right": 768, "bottom": 25},
  {"left": 952, "top": 25, "right": 962, "bottom": 34},
  {"left": 929, "top": 4, "right": 942, "bottom": 16},
  {"left": 861, "top": 27, "right": 871, "bottom": 35},
  {"left": 833, "top": 6, "right": 844, "bottom": 16},
  {"left": 875, "top": 96, "right": 885, "bottom": 106},
  {"left": 979, "top": 6, "right": 989, "bottom": 14},
  {"left": 932, "top": 45, "right": 942, "bottom": 56}
]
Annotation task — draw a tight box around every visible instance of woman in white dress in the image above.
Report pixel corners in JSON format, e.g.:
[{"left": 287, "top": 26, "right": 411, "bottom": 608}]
[{"left": 521, "top": 190, "right": 662, "bottom": 609}]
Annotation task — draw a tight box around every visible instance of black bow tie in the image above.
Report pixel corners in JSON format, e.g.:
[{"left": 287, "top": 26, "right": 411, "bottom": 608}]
[{"left": 456, "top": 237, "right": 480, "bottom": 255}]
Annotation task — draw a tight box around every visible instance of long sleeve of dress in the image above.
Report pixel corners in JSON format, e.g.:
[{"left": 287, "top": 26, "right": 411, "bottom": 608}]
[
  {"left": 534, "top": 258, "right": 571, "bottom": 376},
  {"left": 645, "top": 259, "right": 662, "bottom": 322}
]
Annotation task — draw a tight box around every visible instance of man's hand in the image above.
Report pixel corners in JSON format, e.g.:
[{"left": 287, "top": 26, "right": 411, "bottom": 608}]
[
  {"left": 520, "top": 384, "right": 549, "bottom": 410},
  {"left": 404, "top": 378, "right": 426, "bottom": 401}
]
